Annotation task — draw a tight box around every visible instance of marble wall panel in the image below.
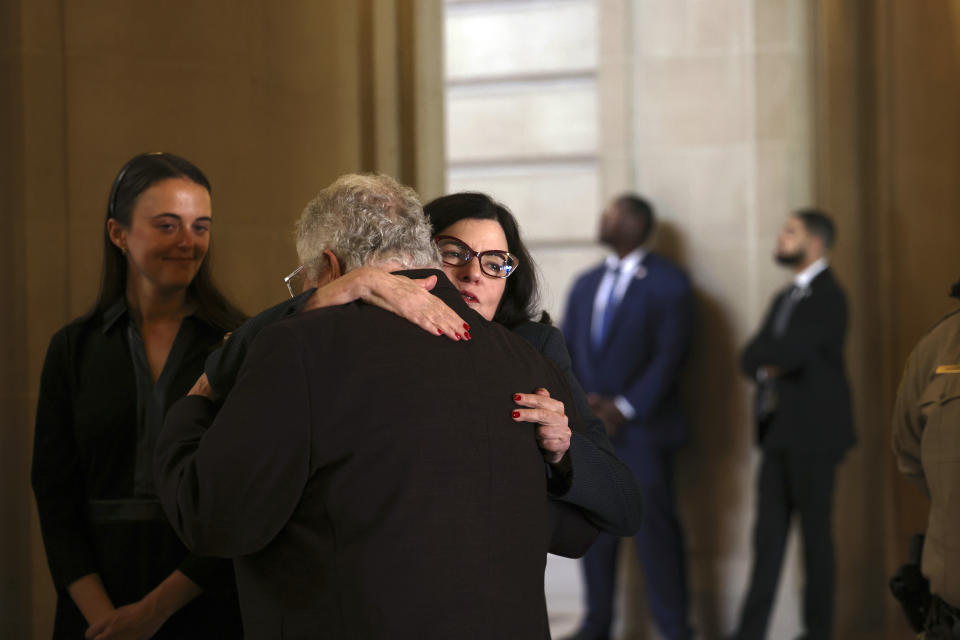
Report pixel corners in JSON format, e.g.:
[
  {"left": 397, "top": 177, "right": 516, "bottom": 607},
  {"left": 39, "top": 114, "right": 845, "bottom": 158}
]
[
  {"left": 634, "top": 150, "right": 694, "bottom": 226},
  {"left": 446, "top": 165, "right": 601, "bottom": 241},
  {"left": 755, "top": 50, "right": 797, "bottom": 141},
  {"left": 632, "top": 0, "right": 688, "bottom": 58},
  {"left": 446, "top": 0, "right": 596, "bottom": 79},
  {"left": 755, "top": 142, "right": 814, "bottom": 229},
  {"left": 529, "top": 244, "right": 606, "bottom": 322},
  {"left": 446, "top": 80, "right": 598, "bottom": 162},
  {"left": 754, "top": 0, "right": 791, "bottom": 47},
  {"left": 689, "top": 0, "right": 748, "bottom": 53},
  {"left": 634, "top": 55, "right": 749, "bottom": 148},
  {"left": 685, "top": 146, "right": 750, "bottom": 247}
]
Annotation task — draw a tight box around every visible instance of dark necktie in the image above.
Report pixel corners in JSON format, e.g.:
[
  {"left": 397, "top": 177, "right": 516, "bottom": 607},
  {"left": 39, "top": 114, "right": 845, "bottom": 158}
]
[
  {"left": 595, "top": 265, "right": 622, "bottom": 346},
  {"left": 773, "top": 285, "right": 804, "bottom": 337},
  {"left": 758, "top": 285, "right": 805, "bottom": 426}
]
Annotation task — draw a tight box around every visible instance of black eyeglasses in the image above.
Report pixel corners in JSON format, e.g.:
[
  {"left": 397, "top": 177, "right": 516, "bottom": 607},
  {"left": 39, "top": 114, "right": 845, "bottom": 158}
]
[{"left": 434, "top": 235, "right": 519, "bottom": 279}]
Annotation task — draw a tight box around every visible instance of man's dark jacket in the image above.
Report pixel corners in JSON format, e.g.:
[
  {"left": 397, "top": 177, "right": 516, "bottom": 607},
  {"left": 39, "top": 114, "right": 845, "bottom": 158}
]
[
  {"left": 155, "top": 270, "right": 584, "bottom": 639},
  {"left": 563, "top": 252, "right": 693, "bottom": 449},
  {"left": 741, "top": 267, "right": 855, "bottom": 453}
]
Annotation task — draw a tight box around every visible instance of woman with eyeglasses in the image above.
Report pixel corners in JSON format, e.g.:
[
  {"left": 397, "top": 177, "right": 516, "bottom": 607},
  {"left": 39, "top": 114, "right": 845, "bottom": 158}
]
[
  {"left": 32, "top": 153, "right": 245, "bottom": 639},
  {"left": 423, "top": 193, "right": 642, "bottom": 538},
  {"left": 188, "top": 188, "right": 639, "bottom": 637},
  {"left": 202, "top": 190, "right": 641, "bottom": 542}
]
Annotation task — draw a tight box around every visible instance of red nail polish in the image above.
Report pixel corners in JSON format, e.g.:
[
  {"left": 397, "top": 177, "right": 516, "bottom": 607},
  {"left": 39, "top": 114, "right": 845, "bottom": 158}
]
[
  {"left": 464, "top": 322, "right": 471, "bottom": 331},
  {"left": 512, "top": 410, "right": 520, "bottom": 418},
  {"left": 455, "top": 333, "right": 462, "bottom": 340},
  {"left": 513, "top": 394, "right": 522, "bottom": 401},
  {"left": 436, "top": 328, "right": 443, "bottom": 335},
  {"left": 464, "top": 331, "right": 472, "bottom": 340}
]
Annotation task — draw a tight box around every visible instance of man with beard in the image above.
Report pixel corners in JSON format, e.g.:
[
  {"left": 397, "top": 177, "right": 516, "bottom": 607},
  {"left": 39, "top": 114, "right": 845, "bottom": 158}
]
[
  {"left": 731, "top": 209, "right": 855, "bottom": 640},
  {"left": 562, "top": 194, "right": 694, "bottom": 640}
]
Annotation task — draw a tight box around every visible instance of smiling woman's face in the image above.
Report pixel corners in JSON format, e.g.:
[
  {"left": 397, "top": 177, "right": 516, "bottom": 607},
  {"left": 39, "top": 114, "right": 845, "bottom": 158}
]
[
  {"left": 109, "top": 177, "right": 212, "bottom": 296},
  {"left": 437, "top": 218, "right": 509, "bottom": 321}
]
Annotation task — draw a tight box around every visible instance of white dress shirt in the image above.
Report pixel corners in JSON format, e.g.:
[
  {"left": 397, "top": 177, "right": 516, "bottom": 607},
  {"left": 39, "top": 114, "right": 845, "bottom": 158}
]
[{"left": 794, "top": 257, "right": 828, "bottom": 291}]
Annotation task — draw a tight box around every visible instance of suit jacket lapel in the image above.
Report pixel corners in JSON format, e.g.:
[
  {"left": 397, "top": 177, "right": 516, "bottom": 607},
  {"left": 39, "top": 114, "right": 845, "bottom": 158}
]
[
  {"left": 809, "top": 267, "right": 832, "bottom": 291},
  {"left": 772, "top": 267, "right": 831, "bottom": 334}
]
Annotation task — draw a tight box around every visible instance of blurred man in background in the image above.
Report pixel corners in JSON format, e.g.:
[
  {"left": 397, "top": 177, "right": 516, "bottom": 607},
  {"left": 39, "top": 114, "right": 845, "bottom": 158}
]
[{"left": 562, "top": 194, "right": 694, "bottom": 640}]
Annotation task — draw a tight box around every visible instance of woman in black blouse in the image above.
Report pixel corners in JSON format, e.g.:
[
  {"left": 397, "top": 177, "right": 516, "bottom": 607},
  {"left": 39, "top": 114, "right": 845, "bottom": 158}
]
[{"left": 32, "top": 153, "right": 245, "bottom": 638}]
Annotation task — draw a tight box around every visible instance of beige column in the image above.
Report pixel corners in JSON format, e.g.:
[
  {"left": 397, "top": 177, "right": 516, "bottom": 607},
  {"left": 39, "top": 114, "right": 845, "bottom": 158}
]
[
  {"left": 361, "top": 0, "right": 445, "bottom": 200},
  {"left": 1, "top": 0, "right": 70, "bottom": 636},
  {"left": 608, "top": 0, "right": 817, "bottom": 636},
  {"left": 0, "top": 0, "right": 31, "bottom": 634},
  {"left": 598, "top": 0, "right": 635, "bottom": 197}
]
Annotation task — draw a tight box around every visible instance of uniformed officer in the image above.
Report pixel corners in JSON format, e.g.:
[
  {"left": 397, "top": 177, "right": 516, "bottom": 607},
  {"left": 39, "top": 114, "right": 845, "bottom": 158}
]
[{"left": 893, "top": 286, "right": 960, "bottom": 639}]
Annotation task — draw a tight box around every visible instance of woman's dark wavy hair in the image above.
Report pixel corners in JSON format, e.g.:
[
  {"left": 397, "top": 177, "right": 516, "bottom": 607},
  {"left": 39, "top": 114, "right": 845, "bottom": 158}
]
[
  {"left": 92, "top": 152, "right": 246, "bottom": 332},
  {"left": 950, "top": 279, "right": 960, "bottom": 300},
  {"left": 424, "top": 192, "right": 549, "bottom": 328}
]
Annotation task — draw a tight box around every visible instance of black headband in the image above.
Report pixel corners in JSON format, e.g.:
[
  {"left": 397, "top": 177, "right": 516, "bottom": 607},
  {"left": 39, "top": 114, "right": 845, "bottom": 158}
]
[{"left": 107, "top": 151, "right": 167, "bottom": 219}]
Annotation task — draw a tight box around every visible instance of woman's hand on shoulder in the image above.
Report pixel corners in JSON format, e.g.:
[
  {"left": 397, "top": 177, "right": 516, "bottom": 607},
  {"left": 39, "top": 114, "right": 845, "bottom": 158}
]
[
  {"left": 512, "top": 388, "right": 572, "bottom": 465},
  {"left": 304, "top": 267, "right": 468, "bottom": 341}
]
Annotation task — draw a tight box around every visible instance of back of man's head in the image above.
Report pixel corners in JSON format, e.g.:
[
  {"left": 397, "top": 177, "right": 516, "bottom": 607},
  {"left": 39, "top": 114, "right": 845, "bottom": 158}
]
[
  {"left": 794, "top": 208, "right": 836, "bottom": 250},
  {"left": 295, "top": 173, "right": 441, "bottom": 279}
]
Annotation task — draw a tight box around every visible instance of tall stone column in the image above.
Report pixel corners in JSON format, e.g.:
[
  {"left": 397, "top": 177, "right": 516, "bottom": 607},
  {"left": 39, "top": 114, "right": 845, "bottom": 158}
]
[{"left": 608, "top": 1, "right": 817, "bottom": 636}]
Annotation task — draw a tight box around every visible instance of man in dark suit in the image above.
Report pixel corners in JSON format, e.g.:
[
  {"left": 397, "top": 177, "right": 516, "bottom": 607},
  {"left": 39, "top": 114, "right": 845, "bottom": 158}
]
[
  {"left": 154, "top": 174, "right": 585, "bottom": 639},
  {"left": 562, "top": 194, "right": 694, "bottom": 640},
  {"left": 732, "top": 209, "right": 855, "bottom": 640}
]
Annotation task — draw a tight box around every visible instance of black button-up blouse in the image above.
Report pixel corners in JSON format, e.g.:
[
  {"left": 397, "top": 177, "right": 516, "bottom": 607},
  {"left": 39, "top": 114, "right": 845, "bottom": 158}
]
[{"left": 31, "top": 299, "right": 242, "bottom": 638}]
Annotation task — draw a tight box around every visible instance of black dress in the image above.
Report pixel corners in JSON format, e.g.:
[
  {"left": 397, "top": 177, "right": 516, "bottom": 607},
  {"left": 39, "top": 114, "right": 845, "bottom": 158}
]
[{"left": 31, "top": 299, "right": 243, "bottom": 638}]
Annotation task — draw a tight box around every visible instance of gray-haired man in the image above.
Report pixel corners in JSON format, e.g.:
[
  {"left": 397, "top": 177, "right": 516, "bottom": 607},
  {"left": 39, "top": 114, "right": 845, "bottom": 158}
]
[{"left": 154, "top": 173, "right": 586, "bottom": 638}]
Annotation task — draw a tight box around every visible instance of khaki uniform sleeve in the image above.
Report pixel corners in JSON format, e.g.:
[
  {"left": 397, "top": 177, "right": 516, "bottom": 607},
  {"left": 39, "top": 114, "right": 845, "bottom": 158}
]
[{"left": 892, "top": 346, "right": 929, "bottom": 495}]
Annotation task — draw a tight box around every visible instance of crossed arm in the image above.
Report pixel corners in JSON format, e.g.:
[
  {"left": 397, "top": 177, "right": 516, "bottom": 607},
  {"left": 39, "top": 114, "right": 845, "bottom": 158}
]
[{"left": 742, "top": 288, "right": 847, "bottom": 379}]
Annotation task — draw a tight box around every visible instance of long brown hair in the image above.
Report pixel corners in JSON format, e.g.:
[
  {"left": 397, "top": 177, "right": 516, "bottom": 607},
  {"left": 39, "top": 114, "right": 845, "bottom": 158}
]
[{"left": 92, "top": 152, "right": 245, "bottom": 332}]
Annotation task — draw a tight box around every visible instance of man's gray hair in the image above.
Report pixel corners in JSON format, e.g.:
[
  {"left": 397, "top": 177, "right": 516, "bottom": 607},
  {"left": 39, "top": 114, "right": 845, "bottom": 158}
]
[{"left": 295, "top": 173, "right": 441, "bottom": 279}]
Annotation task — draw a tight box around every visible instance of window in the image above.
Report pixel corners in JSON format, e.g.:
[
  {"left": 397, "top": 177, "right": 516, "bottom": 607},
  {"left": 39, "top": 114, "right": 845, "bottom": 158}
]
[{"left": 443, "top": 0, "right": 606, "bottom": 322}]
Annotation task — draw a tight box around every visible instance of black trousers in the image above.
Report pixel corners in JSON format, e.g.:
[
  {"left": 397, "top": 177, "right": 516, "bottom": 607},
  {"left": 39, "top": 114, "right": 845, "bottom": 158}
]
[{"left": 734, "top": 451, "right": 839, "bottom": 640}]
